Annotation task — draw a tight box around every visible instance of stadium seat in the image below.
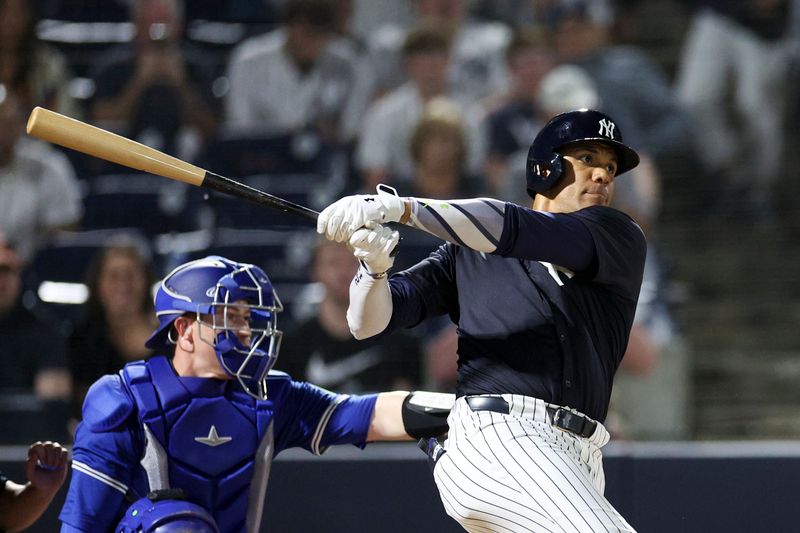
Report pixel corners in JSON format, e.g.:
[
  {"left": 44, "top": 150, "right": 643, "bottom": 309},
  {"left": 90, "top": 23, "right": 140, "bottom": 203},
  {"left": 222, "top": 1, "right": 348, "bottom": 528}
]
[
  {"left": 191, "top": 227, "right": 313, "bottom": 283},
  {"left": 0, "top": 394, "right": 71, "bottom": 445},
  {"left": 36, "top": 12, "right": 132, "bottom": 78},
  {"left": 184, "top": 0, "right": 279, "bottom": 24},
  {"left": 38, "top": 0, "right": 130, "bottom": 22},
  {"left": 81, "top": 173, "right": 203, "bottom": 235},
  {"left": 200, "top": 131, "right": 339, "bottom": 177}
]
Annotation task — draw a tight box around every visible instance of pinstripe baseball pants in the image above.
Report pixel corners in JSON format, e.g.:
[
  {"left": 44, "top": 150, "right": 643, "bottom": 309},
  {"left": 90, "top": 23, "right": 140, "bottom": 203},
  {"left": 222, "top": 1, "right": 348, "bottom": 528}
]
[{"left": 432, "top": 395, "right": 635, "bottom": 533}]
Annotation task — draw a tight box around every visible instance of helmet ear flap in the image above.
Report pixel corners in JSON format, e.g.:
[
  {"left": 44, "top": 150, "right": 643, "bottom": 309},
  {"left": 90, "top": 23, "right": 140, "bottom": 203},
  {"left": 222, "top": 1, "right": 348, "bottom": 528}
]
[{"left": 526, "top": 151, "right": 564, "bottom": 198}]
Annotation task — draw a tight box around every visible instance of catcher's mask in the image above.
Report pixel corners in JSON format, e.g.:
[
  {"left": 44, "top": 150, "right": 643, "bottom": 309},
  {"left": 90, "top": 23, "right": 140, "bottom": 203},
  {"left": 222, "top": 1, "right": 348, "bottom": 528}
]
[
  {"left": 116, "top": 489, "right": 219, "bottom": 533},
  {"left": 145, "top": 256, "right": 283, "bottom": 400}
]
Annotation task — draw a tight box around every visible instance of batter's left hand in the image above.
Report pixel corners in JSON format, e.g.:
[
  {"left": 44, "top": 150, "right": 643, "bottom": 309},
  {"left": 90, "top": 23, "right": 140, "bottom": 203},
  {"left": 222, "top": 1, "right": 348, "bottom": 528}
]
[
  {"left": 317, "top": 185, "right": 406, "bottom": 243},
  {"left": 349, "top": 222, "right": 400, "bottom": 275}
]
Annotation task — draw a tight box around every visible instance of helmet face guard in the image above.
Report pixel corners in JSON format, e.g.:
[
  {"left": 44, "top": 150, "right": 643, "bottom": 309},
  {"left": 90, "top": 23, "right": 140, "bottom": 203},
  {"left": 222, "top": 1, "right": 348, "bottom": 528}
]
[
  {"left": 197, "top": 265, "right": 283, "bottom": 400},
  {"left": 146, "top": 256, "right": 283, "bottom": 400},
  {"left": 525, "top": 108, "right": 640, "bottom": 198}
]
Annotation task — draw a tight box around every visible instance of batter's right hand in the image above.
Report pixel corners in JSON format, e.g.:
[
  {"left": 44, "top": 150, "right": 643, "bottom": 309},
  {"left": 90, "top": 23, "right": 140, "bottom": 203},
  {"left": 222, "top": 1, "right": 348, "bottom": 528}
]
[
  {"left": 349, "top": 222, "right": 400, "bottom": 276},
  {"left": 316, "top": 185, "right": 406, "bottom": 243}
]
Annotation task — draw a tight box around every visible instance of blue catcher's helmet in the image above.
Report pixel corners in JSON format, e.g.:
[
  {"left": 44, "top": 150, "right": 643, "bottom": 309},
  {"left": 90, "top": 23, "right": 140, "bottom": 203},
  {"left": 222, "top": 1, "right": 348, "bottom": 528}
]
[
  {"left": 525, "top": 109, "right": 640, "bottom": 198},
  {"left": 116, "top": 490, "right": 219, "bottom": 533},
  {"left": 145, "top": 256, "right": 283, "bottom": 399}
]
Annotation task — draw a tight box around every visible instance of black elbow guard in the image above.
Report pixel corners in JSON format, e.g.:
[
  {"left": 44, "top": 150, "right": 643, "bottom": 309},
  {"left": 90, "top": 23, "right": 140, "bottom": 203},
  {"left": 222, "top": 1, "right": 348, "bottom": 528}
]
[{"left": 401, "top": 391, "right": 454, "bottom": 439}]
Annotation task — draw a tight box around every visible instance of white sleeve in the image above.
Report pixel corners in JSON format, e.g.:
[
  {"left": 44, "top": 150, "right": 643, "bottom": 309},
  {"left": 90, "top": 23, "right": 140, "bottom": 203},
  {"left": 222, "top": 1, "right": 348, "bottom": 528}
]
[{"left": 346, "top": 266, "right": 393, "bottom": 339}]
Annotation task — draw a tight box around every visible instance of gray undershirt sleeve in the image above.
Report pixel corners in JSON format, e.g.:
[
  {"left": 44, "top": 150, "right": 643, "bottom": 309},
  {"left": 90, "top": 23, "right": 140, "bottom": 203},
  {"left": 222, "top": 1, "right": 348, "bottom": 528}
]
[{"left": 408, "top": 198, "right": 507, "bottom": 253}]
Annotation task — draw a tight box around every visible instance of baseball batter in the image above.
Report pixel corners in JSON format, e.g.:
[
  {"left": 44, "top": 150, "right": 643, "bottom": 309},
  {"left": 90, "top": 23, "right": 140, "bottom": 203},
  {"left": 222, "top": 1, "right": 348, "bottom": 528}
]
[
  {"left": 59, "top": 256, "right": 451, "bottom": 532},
  {"left": 317, "top": 109, "right": 645, "bottom": 532}
]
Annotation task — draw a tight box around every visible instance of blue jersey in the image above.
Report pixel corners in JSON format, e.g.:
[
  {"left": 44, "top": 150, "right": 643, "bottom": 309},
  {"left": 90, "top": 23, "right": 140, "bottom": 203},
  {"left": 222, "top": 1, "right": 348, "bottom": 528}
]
[
  {"left": 385, "top": 205, "right": 646, "bottom": 421},
  {"left": 59, "top": 355, "right": 377, "bottom": 533}
]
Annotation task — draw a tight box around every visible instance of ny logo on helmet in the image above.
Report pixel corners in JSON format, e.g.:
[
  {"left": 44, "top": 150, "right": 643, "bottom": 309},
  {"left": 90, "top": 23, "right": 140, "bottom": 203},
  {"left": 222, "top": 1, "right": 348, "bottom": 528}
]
[{"left": 598, "top": 119, "right": 616, "bottom": 139}]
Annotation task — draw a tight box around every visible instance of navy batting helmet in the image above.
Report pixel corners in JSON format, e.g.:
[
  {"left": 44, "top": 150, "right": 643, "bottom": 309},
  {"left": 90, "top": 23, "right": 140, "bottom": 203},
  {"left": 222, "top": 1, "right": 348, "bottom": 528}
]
[
  {"left": 525, "top": 109, "right": 639, "bottom": 198},
  {"left": 145, "top": 256, "right": 283, "bottom": 399}
]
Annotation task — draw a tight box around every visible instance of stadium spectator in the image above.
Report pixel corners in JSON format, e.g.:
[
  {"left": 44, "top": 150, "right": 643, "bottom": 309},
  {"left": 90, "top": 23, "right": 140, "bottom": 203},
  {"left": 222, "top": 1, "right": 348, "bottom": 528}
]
[
  {"left": 356, "top": 22, "right": 484, "bottom": 190},
  {"left": 676, "top": 0, "right": 797, "bottom": 217},
  {"left": 367, "top": 0, "right": 511, "bottom": 106},
  {"left": 0, "top": 0, "right": 80, "bottom": 117},
  {"left": 0, "top": 441, "right": 69, "bottom": 533},
  {"left": 279, "top": 238, "right": 424, "bottom": 393},
  {"left": 609, "top": 241, "right": 689, "bottom": 440},
  {"left": 68, "top": 237, "right": 157, "bottom": 417},
  {"left": 480, "top": 26, "right": 556, "bottom": 197},
  {"left": 89, "top": 0, "right": 218, "bottom": 161},
  {"left": 224, "top": 0, "right": 373, "bottom": 144},
  {"left": 551, "top": 0, "right": 694, "bottom": 182},
  {"left": 0, "top": 234, "right": 71, "bottom": 399},
  {"left": 537, "top": 63, "right": 661, "bottom": 233},
  {"left": 0, "top": 89, "right": 82, "bottom": 264},
  {"left": 400, "top": 97, "right": 479, "bottom": 198}
]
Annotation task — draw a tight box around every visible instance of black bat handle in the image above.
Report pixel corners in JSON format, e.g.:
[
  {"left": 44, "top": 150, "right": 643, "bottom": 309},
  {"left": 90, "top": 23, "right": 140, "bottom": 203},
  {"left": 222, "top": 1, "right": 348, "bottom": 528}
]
[
  {"left": 204, "top": 171, "right": 400, "bottom": 258},
  {"left": 203, "top": 171, "right": 319, "bottom": 222}
]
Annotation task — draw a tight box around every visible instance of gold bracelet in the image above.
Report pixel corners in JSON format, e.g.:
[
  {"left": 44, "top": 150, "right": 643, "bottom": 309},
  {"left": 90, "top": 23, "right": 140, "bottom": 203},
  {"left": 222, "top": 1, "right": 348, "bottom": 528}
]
[
  {"left": 359, "top": 261, "right": 387, "bottom": 279},
  {"left": 399, "top": 199, "right": 412, "bottom": 225}
]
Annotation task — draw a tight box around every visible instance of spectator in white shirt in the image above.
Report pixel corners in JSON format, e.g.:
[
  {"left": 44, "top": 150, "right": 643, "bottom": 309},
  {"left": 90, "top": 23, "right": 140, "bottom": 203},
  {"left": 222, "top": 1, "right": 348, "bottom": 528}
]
[
  {"left": 357, "top": 23, "right": 484, "bottom": 190},
  {"left": 225, "top": 0, "right": 372, "bottom": 144},
  {"left": 0, "top": 87, "right": 82, "bottom": 263}
]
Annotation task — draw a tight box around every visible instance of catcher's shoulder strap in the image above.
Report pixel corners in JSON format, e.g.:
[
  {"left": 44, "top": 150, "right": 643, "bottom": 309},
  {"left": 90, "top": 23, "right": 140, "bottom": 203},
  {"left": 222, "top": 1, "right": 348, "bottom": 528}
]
[{"left": 123, "top": 356, "right": 182, "bottom": 445}]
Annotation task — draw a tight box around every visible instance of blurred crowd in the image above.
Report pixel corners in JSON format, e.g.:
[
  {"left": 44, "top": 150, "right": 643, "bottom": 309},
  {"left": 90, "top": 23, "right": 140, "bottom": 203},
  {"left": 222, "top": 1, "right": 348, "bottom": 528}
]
[{"left": 0, "top": 0, "right": 798, "bottom": 445}]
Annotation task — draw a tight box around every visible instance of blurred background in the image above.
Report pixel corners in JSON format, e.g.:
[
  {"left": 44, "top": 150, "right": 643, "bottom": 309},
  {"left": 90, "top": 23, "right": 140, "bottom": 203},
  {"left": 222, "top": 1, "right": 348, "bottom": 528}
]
[
  {"left": 3, "top": 0, "right": 800, "bottom": 530},
  {"left": 0, "top": 0, "right": 798, "bottom": 450}
]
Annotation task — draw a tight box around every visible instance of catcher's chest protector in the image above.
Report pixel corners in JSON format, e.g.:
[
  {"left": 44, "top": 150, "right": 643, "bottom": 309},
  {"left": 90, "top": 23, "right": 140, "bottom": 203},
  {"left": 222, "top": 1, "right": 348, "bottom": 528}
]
[{"left": 124, "top": 356, "right": 275, "bottom": 533}]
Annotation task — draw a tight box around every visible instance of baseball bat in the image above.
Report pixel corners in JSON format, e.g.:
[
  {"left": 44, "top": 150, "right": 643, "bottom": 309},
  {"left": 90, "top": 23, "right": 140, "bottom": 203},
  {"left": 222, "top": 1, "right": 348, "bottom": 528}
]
[{"left": 25, "top": 107, "right": 319, "bottom": 222}]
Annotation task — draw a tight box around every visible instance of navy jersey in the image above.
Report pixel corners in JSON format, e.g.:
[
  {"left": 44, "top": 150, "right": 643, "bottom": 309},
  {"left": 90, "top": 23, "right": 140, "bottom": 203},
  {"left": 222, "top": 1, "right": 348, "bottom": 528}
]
[
  {"left": 59, "top": 356, "right": 376, "bottom": 533},
  {"left": 385, "top": 205, "right": 646, "bottom": 421}
]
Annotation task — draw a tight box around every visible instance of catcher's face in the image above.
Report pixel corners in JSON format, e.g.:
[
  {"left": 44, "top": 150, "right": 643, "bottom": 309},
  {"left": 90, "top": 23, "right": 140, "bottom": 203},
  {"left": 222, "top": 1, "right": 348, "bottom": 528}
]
[
  {"left": 212, "top": 302, "right": 253, "bottom": 347},
  {"left": 171, "top": 315, "right": 229, "bottom": 380},
  {"left": 536, "top": 141, "right": 617, "bottom": 213}
]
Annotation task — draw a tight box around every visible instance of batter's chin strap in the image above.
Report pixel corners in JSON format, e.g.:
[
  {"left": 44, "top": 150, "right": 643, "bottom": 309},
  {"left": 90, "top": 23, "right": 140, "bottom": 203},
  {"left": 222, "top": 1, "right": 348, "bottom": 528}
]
[{"left": 401, "top": 391, "right": 454, "bottom": 439}]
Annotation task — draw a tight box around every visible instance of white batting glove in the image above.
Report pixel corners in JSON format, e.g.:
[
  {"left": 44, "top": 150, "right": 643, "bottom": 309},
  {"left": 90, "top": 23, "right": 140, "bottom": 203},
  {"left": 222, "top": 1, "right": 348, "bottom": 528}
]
[
  {"left": 349, "top": 222, "right": 400, "bottom": 277},
  {"left": 317, "top": 185, "right": 406, "bottom": 243}
]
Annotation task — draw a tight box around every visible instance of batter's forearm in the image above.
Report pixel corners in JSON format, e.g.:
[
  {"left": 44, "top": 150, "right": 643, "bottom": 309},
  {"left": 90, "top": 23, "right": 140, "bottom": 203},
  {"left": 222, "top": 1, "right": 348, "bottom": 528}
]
[
  {"left": 403, "top": 198, "right": 507, "bottom": 253},
  {"left": 346, "top": 267, "right": 393, "bottom": 339}
]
